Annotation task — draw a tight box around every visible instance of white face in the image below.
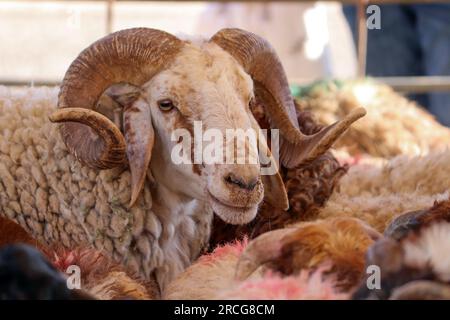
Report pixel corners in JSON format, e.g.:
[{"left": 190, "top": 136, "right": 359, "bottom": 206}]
[{"left": 142, "top": 42, "right": 264, "bottom": 224}]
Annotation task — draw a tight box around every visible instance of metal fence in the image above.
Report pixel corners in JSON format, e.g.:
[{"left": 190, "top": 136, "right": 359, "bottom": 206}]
[{"left": 3, "top": 0, "right": 450, "bottom": 93}]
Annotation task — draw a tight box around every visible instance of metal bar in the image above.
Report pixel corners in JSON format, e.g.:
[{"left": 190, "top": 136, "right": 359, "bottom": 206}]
[
  {"left": 3, "top": 76, "right": 450, "bottom": 93},
  {"left": 374, "top": 76, "right": 450, "bottom": 93},
  {"left": 0, "top": 80, "right": 61, "bottom": 86},
  {"left": 288, "top": 76, "right": 450, "bottom": 93}
]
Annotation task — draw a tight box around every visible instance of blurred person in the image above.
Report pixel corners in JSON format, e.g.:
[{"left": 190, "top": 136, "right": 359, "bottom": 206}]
[
  {"left": 344, "top": 4, "right": 450, "bottom": 126},
  {"left": 195, "top": 2, "right": 357, "bottom": 82}
]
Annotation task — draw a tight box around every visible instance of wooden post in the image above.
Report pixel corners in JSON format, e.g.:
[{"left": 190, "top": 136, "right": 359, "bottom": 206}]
[
  {"left": 356, "top": 0, "right": 368, "bottom": 76},
  {"left": 106, "top": 0, "right": 114, "bottom": 34}
]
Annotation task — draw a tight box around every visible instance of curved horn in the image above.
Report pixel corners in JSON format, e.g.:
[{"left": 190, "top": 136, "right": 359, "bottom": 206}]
[
  {"left": 390, "top": 281, "right": 450, "bottom": 300},
  {"left": 384, "top": 210, "right": 425, "bottom": 241},
  {"left": 210, "top": 28, "right": 366, "bottom": 168},
  {"left": 49, "top": 108, "right": 126, "bottom": 168},
  {"left": 249, "top": 115, "right": 289, "bottom": 211},
  {"left": 235, "top": 228, "right": 295, "bottom": 280},
  {"left": 53, "top": 28, "right": 184, "bottom": 169}
]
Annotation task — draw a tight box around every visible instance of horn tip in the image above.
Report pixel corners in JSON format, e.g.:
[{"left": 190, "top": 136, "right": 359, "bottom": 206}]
[
  {"left": 129, "top": 194, "right": 138, "bottom": 209},
  {"left": 352, "top": 107, "right": 367, "bottom": 119},
  {"left": 129, "top": 182, "right": 144, "bottom": 208},
  {"left": 280, "top": 197, "right": 289, "bottom": 211}
]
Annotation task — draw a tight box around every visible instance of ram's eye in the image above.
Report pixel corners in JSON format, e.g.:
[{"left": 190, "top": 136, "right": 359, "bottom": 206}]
[{"left": 158, "top": 99, "right": 175, "bottom": 111}]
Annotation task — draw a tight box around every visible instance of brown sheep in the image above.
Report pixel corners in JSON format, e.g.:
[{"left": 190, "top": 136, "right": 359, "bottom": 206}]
[
  {"left": 353, "top": 199, "right": 450, "bottom": 299},
  {"left": 354, "top": 225, "right": 450, "bottom": 299},
  {"left": 0, "top": 216, "right": 154, "bottom": 299},
  {"left": 0, "top": 216, "right": 47, "bottom": 253},
  {"left": 166, "top": 217, "right": 380, "bottom": 299},
  {"left": 385, "top": 198, "right": 450, "bottom": 240}
]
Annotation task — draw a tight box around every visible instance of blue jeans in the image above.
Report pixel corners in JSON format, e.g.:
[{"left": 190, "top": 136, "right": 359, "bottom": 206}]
[{"left": 344, "top": 4, "right": 450, "bottom": 126}]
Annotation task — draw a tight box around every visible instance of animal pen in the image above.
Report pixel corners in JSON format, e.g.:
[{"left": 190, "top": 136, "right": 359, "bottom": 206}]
[{"left": 1, "top": 0, "right": 450, "bottom": 309}]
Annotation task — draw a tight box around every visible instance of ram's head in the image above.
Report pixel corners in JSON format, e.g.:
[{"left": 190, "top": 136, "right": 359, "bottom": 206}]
[{"left": 50, "top": 28, "right": 365, "bottom": 225}]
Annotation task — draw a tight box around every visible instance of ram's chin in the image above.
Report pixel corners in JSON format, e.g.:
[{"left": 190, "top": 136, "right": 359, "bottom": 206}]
[{"left": 210, "top": 198, "right": 258, "bottom": 225}]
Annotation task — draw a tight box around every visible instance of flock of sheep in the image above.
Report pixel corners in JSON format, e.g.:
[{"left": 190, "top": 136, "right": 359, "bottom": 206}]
[{"left": 1, "top": 28, "right": 450, "bottom": 300}]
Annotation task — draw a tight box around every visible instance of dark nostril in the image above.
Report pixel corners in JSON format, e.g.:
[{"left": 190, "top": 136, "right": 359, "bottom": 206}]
[
  {"left": 224, "top": 174, "right": 258, "bottom": 191},
  {"left": 246, "top": 179, "right": 258, "bottom": 191}
]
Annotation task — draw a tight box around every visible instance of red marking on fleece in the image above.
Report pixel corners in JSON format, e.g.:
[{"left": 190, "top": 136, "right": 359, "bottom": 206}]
[
  {"left": 336, "top": 153, "right": 362, "bottom": 167},
  {"left": 229, "top": 267, "right": 347, "bottom": 300},
  {"left": 50, "top": 247, "right": 105, "bottom": 274},
  {"left": 199, "top": 238, "right": 248, "bottom": 264}
]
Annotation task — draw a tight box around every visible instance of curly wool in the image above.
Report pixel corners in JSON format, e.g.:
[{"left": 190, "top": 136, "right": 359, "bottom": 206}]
[
  {"left": 296, "top": 79, "right": 450, "bottom": 158},
  {"left": 0, "top": 216, "right": 154, "bottom": 299},
  {"left": 164, "top": 240, "right": 248, "bottom": 299},
  {"left": 319, "top": 151, "right": 450, "bottom": 232},
  {"left": 0, "top": 86, "right": 208, "bottom": 289},
  {"left": 354, "top": 218, "right": 450, "bottom": 299},
  {"left": 166, "top": 217, "right": 374, "bottom": 299},
  {"left": 218, "top": 269, "right": 347, "bottom": 300},
  {"left": 165, "top": 240, "right": 346, "bottom": 300}
]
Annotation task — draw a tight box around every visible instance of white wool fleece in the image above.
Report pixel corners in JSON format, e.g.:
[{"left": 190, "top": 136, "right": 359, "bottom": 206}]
[{"left": 0, "top": 86, "right": 211, "bottom": 292}]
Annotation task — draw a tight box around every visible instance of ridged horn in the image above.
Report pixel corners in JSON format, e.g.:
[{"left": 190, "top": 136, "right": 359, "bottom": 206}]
[
  {"left": 390, "top": 281, "right": 450, "bottom": 300},
  {"left": 210, "top": 28, "right": 366, "bottom": 168},
  {"left": 52, "top": 28, "right": 184, "bottom": 169}
]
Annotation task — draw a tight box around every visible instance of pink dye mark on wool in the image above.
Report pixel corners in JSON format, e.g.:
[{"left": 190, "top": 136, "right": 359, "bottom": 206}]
[
  {"left": 199, "top": 238, "right": 249, "bottom": 264},
  {"left": 336, "top": 153, "right": 362, "bottom": 167},
  {"left": 50, "top": 247, "right": 105, "bottom": 274},
  {"left": 223, "top": 267, "right": 347, "bottom": 300}
]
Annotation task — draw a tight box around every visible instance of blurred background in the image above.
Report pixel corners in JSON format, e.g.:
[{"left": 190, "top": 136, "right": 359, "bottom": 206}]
[{"left": 1, "top": 0, "right": 449, "bottom": 125}]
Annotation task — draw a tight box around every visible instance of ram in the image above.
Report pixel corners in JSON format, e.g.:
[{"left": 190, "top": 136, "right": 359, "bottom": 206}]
[{"left": 0, "top": 28, "right": 364, "bottom": 296}]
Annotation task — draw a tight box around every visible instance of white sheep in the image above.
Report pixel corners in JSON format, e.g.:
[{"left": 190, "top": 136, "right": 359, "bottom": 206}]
[
  {"left": 319, "top": 150, "right": 450, "bottom": 232},
  {"left": 0, "top": 28, "right": 364, "bottom": 296}
]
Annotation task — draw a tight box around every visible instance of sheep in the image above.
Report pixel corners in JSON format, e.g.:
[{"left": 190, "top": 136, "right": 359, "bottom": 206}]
[
  {"left": 0, "top": 216, "right": 154, "bottom": 299},
  {"left": 165, "top": 217, "right": 380, "bottom": 299},
  {"left": 385, "top": 198, "right": 450, "bottom": 241},
  {"left": 317, "top": 150, "right": 450, "bottom": 232},
  {"left": 0, "top": 28, "right": 364, "bottom": 296},
  {"left": 50, "top": 246, "right": 155, "bottom": 300},
  {"left": 353, "top": 207, "right": 450, "bottom": 300},
  {"left": 0, "top": 215, "right": 46, "bottom": 252},
  {"left": 168, "top": 200, "right": 450, "bottom": 300},
  {"left": 218, "top": 268, "right": 348, "bottom": 300},
  {"left": 295, "top": 79, "right": 450, "bottom": 158},
  {"left": 0, "top": 244, "right": 94, "bottom": 300}
]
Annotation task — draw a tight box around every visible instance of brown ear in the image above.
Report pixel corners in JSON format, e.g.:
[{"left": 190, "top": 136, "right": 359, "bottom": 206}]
[
  {"left": 261, "top": 170, "right": 289, "bottom": 211},
  {"left": 107, "top": 84, "right": 154, "bottom": 207},
  {"left": 250, "top": 115, "right": 289, "bottom": 211}
]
